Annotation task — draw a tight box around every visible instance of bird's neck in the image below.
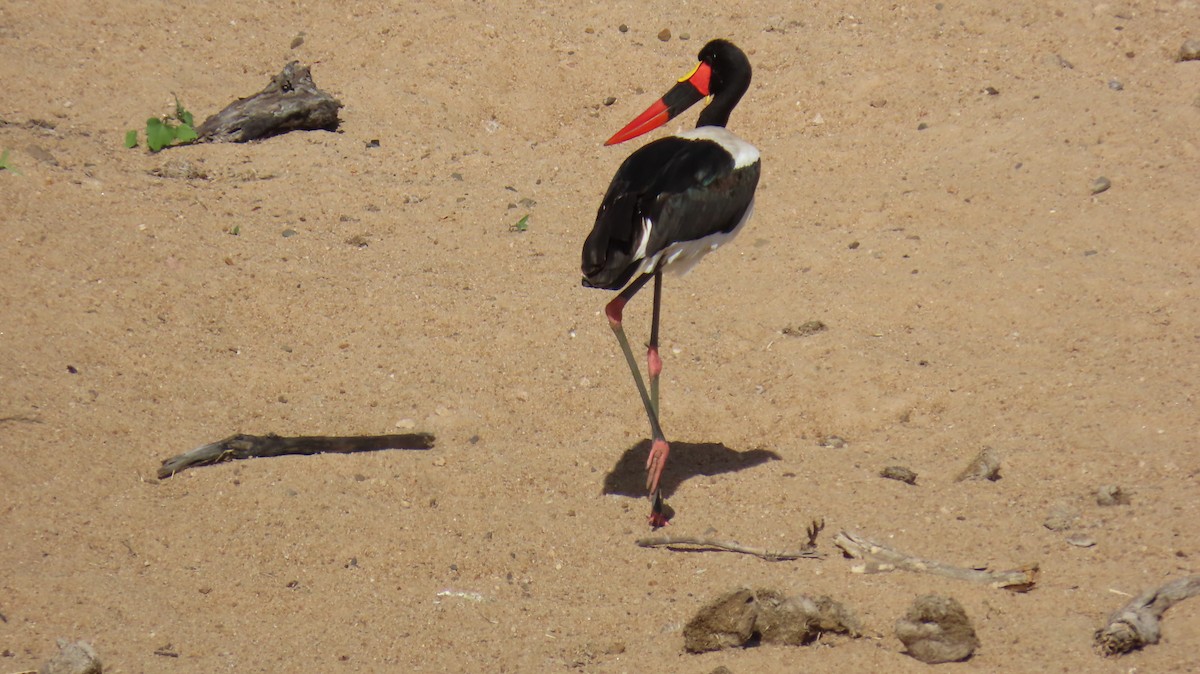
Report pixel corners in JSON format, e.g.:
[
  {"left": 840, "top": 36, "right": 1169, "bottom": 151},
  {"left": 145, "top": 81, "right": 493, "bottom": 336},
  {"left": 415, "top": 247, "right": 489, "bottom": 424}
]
[{"left": 695, "top": 75, "right": 749, "bottom": 130}]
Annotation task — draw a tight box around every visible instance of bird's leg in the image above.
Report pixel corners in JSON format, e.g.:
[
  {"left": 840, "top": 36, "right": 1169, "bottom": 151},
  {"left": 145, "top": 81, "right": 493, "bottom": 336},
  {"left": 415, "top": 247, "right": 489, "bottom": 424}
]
[
  {"left": 647, "top": 270, "right": 663, "bottom": 418},
  {"left": 604, "top": 273, "right": 661, "bottom": 442},
  {"left": 605, "top": 273, "right": 671, "bottom": 513}
]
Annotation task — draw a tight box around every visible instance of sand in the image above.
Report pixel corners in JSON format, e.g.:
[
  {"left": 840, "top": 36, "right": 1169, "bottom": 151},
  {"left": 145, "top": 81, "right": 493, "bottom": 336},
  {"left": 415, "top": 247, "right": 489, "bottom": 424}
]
[{"left": 2, "top": 1, "right": 1198, "bottom": 671}]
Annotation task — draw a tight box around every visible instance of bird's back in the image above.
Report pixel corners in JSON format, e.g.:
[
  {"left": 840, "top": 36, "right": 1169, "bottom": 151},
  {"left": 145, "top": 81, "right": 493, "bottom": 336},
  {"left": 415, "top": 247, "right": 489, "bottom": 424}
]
[{"left": 582, "top": 130, "right": 760, "bottom": 291}]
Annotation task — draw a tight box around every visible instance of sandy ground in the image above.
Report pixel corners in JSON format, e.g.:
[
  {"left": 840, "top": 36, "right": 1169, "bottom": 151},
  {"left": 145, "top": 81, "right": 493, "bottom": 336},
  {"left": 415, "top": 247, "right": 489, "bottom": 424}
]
[{"left": 2, "top": 1, "right": 1198, "bottom": 671}]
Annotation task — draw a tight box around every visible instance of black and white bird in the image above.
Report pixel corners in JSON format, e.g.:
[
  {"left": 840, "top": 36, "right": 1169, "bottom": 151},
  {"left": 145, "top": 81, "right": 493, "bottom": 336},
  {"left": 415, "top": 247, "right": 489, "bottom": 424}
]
[{"left": 582, "top": 39, "right": 760, "bottom": 527}]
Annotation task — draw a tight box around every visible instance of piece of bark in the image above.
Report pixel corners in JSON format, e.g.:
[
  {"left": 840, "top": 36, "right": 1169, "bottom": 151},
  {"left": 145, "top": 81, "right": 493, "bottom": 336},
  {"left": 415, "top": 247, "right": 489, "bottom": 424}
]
[
  {"left": 833, "top": 530, "right": 1038, "bottom": 591},
  {"left": 895, "top": 595, "right": 980, "bottom": 663},
  {"left": 158, "top": 433, "right": 435, "bottom": 478},
  {"left": 1095, "top": 575, "right": 1200, "bottom": 656},
  {"left": 195, "top": 62, "right": 342, "bottom": 143}
]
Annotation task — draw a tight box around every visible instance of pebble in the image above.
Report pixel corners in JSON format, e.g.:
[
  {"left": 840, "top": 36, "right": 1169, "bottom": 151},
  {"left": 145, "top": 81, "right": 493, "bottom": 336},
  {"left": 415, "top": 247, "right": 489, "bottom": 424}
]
[
  {"left": 1090, "top": 176, "right": 1111, "bottom": 195},
  {"left": 1179, "top": 38, "right": 1200, "bottom": 62},
  {"left": 1043, "top": 505, "right": 1079, "bottom": 532},
  {"left": 1066, "top": 534, "right": 1096, "bottom": 548},
  {"left": 819, "top": 435, "right": 847, "bottom": 449},
  {"left": 1107, "top": 79, "right": 1123, "bottom": 91},
  {"left": 1096, "top": 484, "right": 1131, "bottom": 506},
  {"left": 880, "top": 465, "right": 918, "bottom": 485},
  {"left": 895, "top": 595, "right": 979, "bottom": 664},
  {"left": 395, "top": 418, "right": 417, "bottom": 429},
  {"left": 783, "top": 320, "right": 827, "bottom": 337},
  {"left": 658, "top": 28, "right": 671, "bottom": 41}
]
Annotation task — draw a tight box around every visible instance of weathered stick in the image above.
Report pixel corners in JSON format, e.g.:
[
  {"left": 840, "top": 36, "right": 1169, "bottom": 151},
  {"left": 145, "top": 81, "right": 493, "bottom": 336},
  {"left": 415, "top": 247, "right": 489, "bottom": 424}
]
[
  {"left": 833, "top": 530, "right": 1038, "bottom": 591},
  {"left": 637, "top": 520, "right": 824, "bottom": 561},
  {"left": 1095, "top": 575, "right": 1200, "bottom": 656},
  {"left": 158, "top": 433, "right": 434, "bottom": 479},
  {"left": 195, "top": 61, "right": 342, "bottom": 143},
  {"left": 636, "top": 535, "right": 821, "bottom": 561}
]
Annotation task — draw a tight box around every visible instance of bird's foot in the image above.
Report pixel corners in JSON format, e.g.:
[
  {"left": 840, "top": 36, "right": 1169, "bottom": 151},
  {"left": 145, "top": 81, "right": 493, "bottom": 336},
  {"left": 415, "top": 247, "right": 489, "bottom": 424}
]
[
  {"left": 648, "top": 490, "right": 670, "bottom": 529},
  {"left": 645, "top": 438, "right": 669, "bottom": 493}
]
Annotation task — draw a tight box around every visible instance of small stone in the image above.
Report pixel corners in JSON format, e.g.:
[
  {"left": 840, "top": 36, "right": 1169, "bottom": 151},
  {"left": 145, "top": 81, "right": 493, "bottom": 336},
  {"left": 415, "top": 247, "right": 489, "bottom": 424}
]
[
  {"left": 684, "top": 589, "right": 758, "bottom": 653},
  {"left": 756, "top": 590, "right": 821, "bottom": 646},
  {"left": 1090, "top": 176, "right": 1111, "bottom": 195},
  {"left": 1108, "top": 79, "right": 1123, "bottom": 91},
  {"left": 1096, "top": 484, "right": 1131, "bottom": 506},
  {"left": 880, "top": 465, "right": 918, "bottom": 485},
  {"left": 432, "top": 457, "right": 446, "bottom": 467},
  {"left": 603, "top": 96, "right": 616, "bottom": 106},
  {"left": 618, "top": 24, "right": 628, "bottom": 33},
  {"left": 1043, "top": 505, "right": 1079, "bottom": 532},
  {"left": 1065, "top": 534, "right": 1096, "bottom": 548},
  {"left": 395, "top": 418, "right": 416, "bottom": 429},
  {"left": 917, "top": 122, "right": 929, "bottom": 131},
  {"left": 290, "top": 32, "right": 305, "bottom": 49},
  {"left": 1178, "top": 38, "right": 1200, "bottom": 62},
  {"left": 956, "top": 446, "right": 1001, "bottom": 481},
  {"left": 895, "top": 595, "right": 979, "bottom": 663},
  {"left": 782, "top": 320, "right": 827, "bottom": 337},
  {"left": 281, "top": 228, "right": 298, "bottom": 238},
  {"left": 40, "top": 640, "right": 102, "bottom": 674},
  {"left": 657, "top": 28, "right": 671, "bottom": 41},
  {"left": 819, "top": 435, "right": 847, "bottom": 449}
]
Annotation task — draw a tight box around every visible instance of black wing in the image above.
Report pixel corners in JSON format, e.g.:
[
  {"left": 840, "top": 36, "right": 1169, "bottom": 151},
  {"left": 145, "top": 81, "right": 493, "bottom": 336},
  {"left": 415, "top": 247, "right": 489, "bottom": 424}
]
[{"left": 582, "top": 137, "right": 758, "bottom": 290}]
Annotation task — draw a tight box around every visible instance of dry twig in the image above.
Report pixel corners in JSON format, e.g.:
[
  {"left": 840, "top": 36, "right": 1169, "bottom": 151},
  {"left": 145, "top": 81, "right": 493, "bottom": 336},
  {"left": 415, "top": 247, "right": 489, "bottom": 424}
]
[
  {"left": 636, "top": 520, "right": 824, "bottom": 561},
  {"left": 1095, "top": 575, "right": 1200, "bottom": 656},
  {"left": 158, "top": 433, "right": 434, "bottom": 478},
  {"left": 833, "top": 530, "right": 1037, "bottom": 591}
]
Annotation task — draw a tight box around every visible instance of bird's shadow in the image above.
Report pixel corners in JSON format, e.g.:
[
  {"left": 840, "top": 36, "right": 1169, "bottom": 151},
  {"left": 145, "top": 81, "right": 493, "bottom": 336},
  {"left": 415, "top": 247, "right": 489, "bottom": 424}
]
[{"left": 601, "top": 440, "right": 781, "bottom": 498}]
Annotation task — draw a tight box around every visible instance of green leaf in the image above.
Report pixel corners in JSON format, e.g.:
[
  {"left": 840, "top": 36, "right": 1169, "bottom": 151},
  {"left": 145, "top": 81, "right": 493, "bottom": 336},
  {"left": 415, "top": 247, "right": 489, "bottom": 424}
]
[
  {"left": 174, "top": 97, "right": 194, "bottom": 126},
  {"left": 146, "top": 117, "right": 173, "bottom": 152},
  {"left": 0, "top": 149, "right": 19, "bottom": 174},
  {"left": 510, "top": 214, "right": 530, "bottom": 232},
  {"left": 123, "top": 129, "right": 138, "bottom": 149},
  {"left": 174, "top": 124, "right": 198, "bottom": 144}
]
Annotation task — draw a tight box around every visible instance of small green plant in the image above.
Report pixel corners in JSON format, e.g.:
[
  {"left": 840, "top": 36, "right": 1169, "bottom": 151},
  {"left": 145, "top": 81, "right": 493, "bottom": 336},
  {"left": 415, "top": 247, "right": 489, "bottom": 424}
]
[
  {"left": 510, "top": 214, "right": 530, "bottom": 232},
  {"left": 126, "top": 97, "right": 199, "bottom": 152},
  {"left": 0, "top": 149, "right": 20, "bottom": 175}
]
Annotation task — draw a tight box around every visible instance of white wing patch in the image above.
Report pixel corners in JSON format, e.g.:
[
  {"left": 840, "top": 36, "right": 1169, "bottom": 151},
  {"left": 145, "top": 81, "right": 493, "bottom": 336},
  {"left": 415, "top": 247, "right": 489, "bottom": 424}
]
[{"left": 626, "top": 197, "right": 756, "bottom": 280}]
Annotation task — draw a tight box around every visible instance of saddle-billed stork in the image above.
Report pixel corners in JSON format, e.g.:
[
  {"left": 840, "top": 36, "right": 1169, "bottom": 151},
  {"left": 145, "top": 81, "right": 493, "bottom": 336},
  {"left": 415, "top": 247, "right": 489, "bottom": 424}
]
[{"left": 582, "top": 39, "right": 760, "bottom": 527}]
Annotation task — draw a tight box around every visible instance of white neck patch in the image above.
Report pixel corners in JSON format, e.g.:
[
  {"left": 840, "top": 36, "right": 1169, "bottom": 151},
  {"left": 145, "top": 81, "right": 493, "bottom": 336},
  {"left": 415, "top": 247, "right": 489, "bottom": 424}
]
[{"left": 676, "top": 126, "right": 760, "bottom": 169}]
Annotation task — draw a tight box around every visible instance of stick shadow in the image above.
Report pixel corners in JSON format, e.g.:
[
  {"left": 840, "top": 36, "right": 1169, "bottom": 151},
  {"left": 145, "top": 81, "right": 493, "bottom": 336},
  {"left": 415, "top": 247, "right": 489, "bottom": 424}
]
[{"left": 601, "top": 440, "right": 781, "bottom": 498}]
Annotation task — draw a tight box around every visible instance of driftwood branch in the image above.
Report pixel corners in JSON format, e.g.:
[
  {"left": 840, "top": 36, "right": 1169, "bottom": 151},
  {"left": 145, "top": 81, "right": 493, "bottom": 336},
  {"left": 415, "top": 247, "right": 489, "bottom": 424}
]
[
  {"left": 195, "top": 61, "right": 342, "bottom": 143},
  {"left": 1095, "top": 575, "right": 1200, "bottom": 656},
  {"left": 158, "top": 433, "right": 434, "bottom": 479},
  {"left": 833, "top": 530, "right": 1038, "bottom": 591},
  {"left": 637, "top": 520, "right": 824, "bottom": 561}
]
